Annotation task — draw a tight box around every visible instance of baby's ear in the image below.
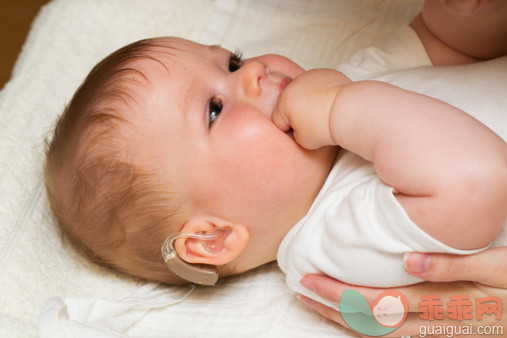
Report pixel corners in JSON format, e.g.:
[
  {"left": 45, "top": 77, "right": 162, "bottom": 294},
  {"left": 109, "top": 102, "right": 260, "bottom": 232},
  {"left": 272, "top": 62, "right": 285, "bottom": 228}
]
[{"left": 174, "top": 217, "right": 249, "bottom": 266}]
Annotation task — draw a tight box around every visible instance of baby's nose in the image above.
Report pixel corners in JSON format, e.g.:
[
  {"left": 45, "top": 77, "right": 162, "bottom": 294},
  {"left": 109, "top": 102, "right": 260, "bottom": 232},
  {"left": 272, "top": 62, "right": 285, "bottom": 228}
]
[{"left": 238, "top": 59, "right": 267, "bottom": 98}]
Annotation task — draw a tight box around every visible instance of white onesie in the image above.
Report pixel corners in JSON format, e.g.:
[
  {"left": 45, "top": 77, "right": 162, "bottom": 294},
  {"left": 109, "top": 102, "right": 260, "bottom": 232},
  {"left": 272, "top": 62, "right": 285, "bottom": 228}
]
[{"left": 277, "top": 26, "right": 507, "bottom": 306}]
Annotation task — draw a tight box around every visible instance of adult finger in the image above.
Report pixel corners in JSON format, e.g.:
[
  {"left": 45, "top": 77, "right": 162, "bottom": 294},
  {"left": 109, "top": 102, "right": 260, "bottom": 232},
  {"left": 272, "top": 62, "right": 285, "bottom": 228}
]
[
  {"left": 301, "top": 275, "right": 423, "bottom": 311},
  {"left": 299, "top": 291, "right": 444, "bottom": 337},
  {"left": 403, "top": 247, "right": 507, "bottom": 288},
  {"left": 300, "top": 293, "right": 505, "bottom": 338},
  {"left": 300, "top": 274, "right": 474, "bottom": 313},
  {"left": 298, "top": 295, "right": 349, "bottom": 329}
]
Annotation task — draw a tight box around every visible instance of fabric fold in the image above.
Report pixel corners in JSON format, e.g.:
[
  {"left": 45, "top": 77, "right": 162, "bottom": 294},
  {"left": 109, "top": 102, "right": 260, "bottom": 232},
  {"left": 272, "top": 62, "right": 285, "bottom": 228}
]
[{"left": 38, "top": 283, "right": 195, "bottom": 337}]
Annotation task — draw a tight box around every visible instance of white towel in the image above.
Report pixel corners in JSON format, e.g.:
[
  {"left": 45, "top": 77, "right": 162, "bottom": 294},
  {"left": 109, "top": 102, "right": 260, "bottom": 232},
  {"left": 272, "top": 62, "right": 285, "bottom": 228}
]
[{"left": 39, "top": 283, "right": 194, "bottom": 338}]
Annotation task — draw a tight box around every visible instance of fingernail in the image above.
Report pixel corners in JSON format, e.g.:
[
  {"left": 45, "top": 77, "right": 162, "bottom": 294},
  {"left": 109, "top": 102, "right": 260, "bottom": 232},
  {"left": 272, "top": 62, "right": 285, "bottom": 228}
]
[
  {"left": 297, "top": 294, "right": 313, "bottom": 308},
  {"left": 403, "top": 253, "right": 431, "bottom": 274},
  {"left": 300, "top": 277, "right": 316, "bottom": 292}
]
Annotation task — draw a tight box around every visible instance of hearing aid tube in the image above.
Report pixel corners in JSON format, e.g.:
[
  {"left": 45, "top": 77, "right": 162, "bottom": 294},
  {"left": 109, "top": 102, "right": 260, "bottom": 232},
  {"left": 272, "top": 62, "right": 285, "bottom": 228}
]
[{"left": 161, "top": 230, "right": 221, "bottom": 286}]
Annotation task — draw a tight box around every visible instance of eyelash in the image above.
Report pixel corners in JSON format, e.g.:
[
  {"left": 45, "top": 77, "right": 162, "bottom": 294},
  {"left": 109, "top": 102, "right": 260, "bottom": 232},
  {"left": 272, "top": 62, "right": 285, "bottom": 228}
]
[
  {"left": 228, "top": 50, "right": 244, "bottom": 72},
  {"left": 208, "top": 94, "right": 223, "bottom": 127},
  {"left": 207, "top": 50, "right": 244, "bottom": 127}
]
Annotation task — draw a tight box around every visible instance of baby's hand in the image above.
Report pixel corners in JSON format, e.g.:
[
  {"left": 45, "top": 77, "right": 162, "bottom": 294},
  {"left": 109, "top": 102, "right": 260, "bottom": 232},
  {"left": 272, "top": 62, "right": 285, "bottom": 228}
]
[{"left": 272, "top": 69, "right": 351, "bottom": 149}]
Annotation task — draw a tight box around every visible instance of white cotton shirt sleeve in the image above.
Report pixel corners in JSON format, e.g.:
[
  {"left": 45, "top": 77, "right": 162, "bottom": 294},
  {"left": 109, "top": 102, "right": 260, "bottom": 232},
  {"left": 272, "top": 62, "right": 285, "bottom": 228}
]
[{"left": 277, "top": 151, "right": 498, "bottom": 310}]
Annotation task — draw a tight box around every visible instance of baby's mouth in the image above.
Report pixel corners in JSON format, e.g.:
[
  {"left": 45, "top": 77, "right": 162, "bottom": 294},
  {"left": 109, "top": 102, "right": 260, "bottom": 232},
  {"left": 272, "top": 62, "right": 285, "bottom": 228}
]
[
  {"left": 286, "top": 128, "right": 295, "bottom": 140},
  {"left": 279, "top": 77, "right": 292, "bottom": 93}
]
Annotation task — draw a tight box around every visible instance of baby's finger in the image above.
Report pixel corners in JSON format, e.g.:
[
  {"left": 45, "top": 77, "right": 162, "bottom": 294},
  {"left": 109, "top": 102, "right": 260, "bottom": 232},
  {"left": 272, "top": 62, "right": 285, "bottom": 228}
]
[
  {"left": 403, "top": 248, "right": 507, "bottom": 288},
  {"left": 271, "top": 104, "right": 292, "bottom": 132},
  {"left": 271, "top": 87, "right": 293, "bottom": 132}
]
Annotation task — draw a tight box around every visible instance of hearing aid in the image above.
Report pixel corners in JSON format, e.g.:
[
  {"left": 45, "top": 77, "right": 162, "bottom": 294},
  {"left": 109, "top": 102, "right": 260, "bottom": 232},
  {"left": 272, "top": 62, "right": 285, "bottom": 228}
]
[{"left": 161, "top": 227, "right": 231, "bottom": 286}]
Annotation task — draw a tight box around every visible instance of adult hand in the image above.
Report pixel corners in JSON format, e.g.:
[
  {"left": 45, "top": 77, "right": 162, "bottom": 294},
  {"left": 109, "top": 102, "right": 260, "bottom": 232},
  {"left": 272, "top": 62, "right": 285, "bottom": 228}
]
[
  {"left": 298, "top": 247, "right": 507, "bottom": 337},
  {"left": 403, "top": 247, "right": 507, "bottom": 289}
]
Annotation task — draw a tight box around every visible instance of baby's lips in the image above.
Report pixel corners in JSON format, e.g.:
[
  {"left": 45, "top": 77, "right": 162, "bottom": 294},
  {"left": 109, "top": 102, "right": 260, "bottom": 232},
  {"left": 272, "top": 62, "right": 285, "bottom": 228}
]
[
  {"left": 285, "top": 128, "right": 295, "bottom": 140},
  {"left": 279, "top": 77, "right": 293, "bottom": 93}
]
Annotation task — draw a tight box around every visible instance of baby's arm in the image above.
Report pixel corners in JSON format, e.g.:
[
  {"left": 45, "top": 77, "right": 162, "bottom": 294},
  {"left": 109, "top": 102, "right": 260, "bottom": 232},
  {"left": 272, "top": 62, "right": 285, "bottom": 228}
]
[
  {"left": 412, "top": 0, "right": 507, "bottom": 65},
  {"left": 272, "top": 69, "right": 507, "bottom": 250}
]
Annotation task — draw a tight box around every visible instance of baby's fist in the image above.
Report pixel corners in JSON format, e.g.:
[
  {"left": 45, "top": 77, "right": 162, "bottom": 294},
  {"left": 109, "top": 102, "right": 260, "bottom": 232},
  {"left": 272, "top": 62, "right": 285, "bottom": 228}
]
[
  {"left": 272, "top": 69, "right": 351, "bottom": 149},
  {"left": 440, "top": 0, "right": 503, "bottom": 16}
]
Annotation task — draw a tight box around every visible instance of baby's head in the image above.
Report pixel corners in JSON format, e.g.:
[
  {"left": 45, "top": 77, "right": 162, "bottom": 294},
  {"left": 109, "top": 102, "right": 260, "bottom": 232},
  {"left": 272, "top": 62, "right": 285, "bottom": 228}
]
[{"left": 45, "top": 37, "right": 336, "bottom": 284}]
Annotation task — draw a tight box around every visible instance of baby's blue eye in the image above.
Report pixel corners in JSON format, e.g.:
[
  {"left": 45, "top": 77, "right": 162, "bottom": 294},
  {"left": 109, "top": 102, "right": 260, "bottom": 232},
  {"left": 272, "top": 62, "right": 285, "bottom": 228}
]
[
  {"left": 228, "top": 51, "right": 243, "bottom": 72},
  {"left": 208, "top": 96, "right": 223, "bottom": 127}
]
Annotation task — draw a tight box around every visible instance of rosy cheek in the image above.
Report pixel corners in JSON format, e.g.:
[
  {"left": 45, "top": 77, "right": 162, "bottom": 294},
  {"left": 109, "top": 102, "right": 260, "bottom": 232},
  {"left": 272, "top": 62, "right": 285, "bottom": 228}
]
[
  {"left": 218, "top": 106, "right": 275, "bottom": 143},
  {"left": 220, "top": 117, "right": 275, "bottom": 164},
  {"left": 214, "top": 111, "right": 290, "bottom": 182}
]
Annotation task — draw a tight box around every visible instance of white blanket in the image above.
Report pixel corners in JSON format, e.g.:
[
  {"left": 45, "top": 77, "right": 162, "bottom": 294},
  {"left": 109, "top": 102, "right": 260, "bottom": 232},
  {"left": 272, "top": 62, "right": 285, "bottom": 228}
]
[{"left": 2, "top": 0, "right": 459, "bottom": 336}]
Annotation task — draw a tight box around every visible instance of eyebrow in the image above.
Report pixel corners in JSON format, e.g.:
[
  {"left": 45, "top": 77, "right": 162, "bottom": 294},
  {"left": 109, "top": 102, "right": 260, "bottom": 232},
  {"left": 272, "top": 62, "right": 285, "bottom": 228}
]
[
  {"left": 179, "top": 45, "right": 223, "bottom": 124},
  {"left": 208, "top": 44, "right": 222, "bottom": 51},
  {"left": 180, "top": 79, "right": 198, "bottom": 122}
]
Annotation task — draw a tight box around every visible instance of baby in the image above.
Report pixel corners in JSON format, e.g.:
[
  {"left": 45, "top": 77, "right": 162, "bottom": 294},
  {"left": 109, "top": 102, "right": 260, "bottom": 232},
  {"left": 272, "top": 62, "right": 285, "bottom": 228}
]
[{"left": 44, "top": 0, "right": 507, "bottom": 289}]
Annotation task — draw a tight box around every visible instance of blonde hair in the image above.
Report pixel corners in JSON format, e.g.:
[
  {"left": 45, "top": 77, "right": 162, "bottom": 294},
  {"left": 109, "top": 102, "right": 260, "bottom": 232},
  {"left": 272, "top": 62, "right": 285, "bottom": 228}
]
[{"left": 45, "top": 38, "right": 192, "bottom": 284}]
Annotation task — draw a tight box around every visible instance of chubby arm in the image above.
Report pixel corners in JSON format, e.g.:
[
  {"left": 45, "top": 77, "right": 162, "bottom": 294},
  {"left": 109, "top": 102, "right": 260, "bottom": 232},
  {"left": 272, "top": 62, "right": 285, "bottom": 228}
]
[
  {"left": 412, "top": 0, "right": 507, "bottom": 65},
  {"left": 272, "top": 69, "right": 507, "bottom": 249},
  {"left": 331, "top": 79, "right": 507, "bottom": 249}
]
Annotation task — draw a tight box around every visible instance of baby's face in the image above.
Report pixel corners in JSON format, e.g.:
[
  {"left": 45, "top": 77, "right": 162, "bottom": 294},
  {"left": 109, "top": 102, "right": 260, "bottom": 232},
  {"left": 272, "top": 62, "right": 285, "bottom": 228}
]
[{"left": 127, "top": 38, "right": 336, "bottom": 237}]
